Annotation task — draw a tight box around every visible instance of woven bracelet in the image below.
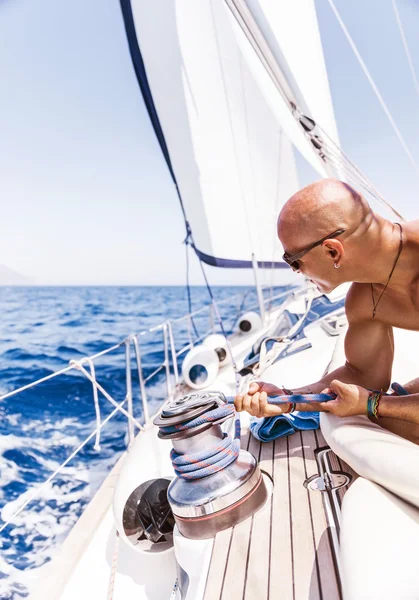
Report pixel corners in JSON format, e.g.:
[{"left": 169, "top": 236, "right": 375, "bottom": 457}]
[{"left": 367, "top": 392, "right": 382, "bottom": 419}]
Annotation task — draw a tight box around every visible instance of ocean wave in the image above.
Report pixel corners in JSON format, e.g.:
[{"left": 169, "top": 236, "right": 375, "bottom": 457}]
[{"left": 0, "top": 285, "right": 260, "bottom": 597}]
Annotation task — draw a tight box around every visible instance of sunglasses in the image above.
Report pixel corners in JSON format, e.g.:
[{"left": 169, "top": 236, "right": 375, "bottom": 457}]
[{"left": 282, "top": 228, "right": 346, "bottom": 271}]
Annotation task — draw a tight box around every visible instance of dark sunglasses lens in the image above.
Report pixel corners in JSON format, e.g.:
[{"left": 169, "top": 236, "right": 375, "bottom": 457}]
[{"left": 283, "top": 254, "right": 300, "bottom": 271}]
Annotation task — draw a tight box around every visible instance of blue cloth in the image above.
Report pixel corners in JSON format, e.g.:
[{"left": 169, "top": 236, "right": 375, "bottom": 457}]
[{"left": 250, "top": 411, "right": 320, "bottom": 442}]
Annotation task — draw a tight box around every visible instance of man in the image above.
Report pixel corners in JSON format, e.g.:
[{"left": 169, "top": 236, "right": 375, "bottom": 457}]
[{"left": 234, "top": 179, "right": 419, "bottom": 444}]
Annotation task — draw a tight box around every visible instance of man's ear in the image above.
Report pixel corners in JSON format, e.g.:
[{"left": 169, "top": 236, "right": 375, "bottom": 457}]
[{"left": 323, "top": 239, "right": 344, "bottom": 262}]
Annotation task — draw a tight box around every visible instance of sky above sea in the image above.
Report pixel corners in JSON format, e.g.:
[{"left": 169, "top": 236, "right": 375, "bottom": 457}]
[{"left": 1, "top": 0, "right": 419, "bottom": 286}]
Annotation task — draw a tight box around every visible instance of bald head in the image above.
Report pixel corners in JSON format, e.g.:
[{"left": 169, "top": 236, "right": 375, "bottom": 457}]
[{"left": 278, "top": 179, "right": 373, "bottom": 252}]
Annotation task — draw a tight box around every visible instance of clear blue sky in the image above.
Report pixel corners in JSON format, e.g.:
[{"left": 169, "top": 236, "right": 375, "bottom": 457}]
[{"left": 1, "top": 0, "right": 419, "bottom": 285}]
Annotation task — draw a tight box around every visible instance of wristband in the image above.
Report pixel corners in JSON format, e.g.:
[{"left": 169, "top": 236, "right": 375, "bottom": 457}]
[{"left": 367, "top": 391, "right": 382, "bottom": 419}]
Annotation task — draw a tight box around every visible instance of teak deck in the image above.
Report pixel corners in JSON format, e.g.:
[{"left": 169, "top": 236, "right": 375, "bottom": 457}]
[{"left": 203, "top": 428, "right": 355, "bottom": 600}]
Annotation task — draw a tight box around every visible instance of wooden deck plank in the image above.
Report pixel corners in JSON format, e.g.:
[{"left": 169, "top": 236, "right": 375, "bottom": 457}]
[
  {"left": 302, "top": 430, "right": 341, "bottom": 600},
  {"left": 243, "top": 438, "right": 273, "bottom": 600},
  {"left": 203, "top": 429, "right": 251, "bottom": 600},
  {"left": 220, "top": 514, "right": 253, "bottom": 599},
  {"left": 316, "top": 427, "right": 328, "bottom": 447},
  {"left": 269, "top": 436, "right": 293, "bottom": 600},
  {"left": 288, "top": 432, "right": 321, "bottom": 600},
  {"left": 204, "top": 426, "right": 351, "bottom": 600},
  {"left": 221, "top": 431, "right": 258, "bottom": 600},
  {"left": 203, "top": 528, "right": 233, "bottom": 600}
]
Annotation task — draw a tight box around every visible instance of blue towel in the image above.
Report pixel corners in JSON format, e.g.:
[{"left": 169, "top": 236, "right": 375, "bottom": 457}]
[{"left": 250, "top": 411, "right": 320, "bottom": 442}]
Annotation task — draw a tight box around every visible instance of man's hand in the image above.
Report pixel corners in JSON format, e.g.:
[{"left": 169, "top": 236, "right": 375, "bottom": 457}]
[
  {"left": 234, "top": 381, "right": 292, "bottom": 417},
  {"left": 234, "top": 379, "right": 371, "bottom": 418},
  {"left": 322, "top": 379, "right": 369, "bottom": 417}
]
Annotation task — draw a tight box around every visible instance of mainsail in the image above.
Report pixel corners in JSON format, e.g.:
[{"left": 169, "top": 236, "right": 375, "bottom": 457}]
[{"left": 120, "top": 0, "right": 338, "bottom": 268}]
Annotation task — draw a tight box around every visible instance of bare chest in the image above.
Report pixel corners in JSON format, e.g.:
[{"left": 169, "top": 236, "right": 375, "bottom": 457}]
[{"left": 370, "top": 285, "right": 419, "bottom": 330}]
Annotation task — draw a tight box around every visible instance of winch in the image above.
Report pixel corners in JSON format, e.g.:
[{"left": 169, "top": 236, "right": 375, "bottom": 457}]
[{"left": 153, "top": 391, "right": 270, "bottom": 539}]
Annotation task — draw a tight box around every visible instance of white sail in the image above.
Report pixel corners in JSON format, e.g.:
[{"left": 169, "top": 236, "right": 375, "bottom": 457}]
[
  {"left": 122, "top": 0, "right": 337, "bottom": 267},
  {"left": 226, "top": 0, "right": 340, "bottom": 163}
]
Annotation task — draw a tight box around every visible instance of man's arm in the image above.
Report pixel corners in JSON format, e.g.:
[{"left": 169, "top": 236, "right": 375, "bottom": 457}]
[
  {"left": 291, "top": 285, "right": 394, "bottom": 411},
  {"left": 294, "top": 319, "right": 393, "bottom": 393},
  {"left": 378, "top": 395, "right": 419, "bottom": 424},
  {"left": 235, "top": 284, "right": 394, "bottom": 417},
  {"left": 319, "top": 380, "right": 419, "bottom": 444},
  {"left": 399, "top": 377, "right": 419, "bottom": 394}
]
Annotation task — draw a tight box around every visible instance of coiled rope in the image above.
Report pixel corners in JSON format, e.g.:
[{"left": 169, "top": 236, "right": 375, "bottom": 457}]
[{"left": 162, "top": 383, "right": 408, "bottom": 480}]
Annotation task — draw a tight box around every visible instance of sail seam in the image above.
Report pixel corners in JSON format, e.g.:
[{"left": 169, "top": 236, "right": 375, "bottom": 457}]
[{"left": 208, "top": 2, "right": 257, "bottom": 257}]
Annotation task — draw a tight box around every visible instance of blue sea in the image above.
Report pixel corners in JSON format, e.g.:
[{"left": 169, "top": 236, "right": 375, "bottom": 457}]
[{"left": 0, "top": 285, "right": 274, "bottom": 599}]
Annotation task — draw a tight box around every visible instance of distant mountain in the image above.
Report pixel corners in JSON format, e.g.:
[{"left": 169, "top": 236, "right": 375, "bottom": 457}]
[{"left": 0, "top": 265, "right": 32, "bottom": 285}]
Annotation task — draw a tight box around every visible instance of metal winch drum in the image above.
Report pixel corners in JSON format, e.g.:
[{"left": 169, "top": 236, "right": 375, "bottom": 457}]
[{"left": 153, "top": 391, "right": 271, "bottom": 540}]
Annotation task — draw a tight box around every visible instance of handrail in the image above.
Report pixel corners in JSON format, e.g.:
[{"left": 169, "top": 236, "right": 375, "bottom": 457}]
[
  {"left": 0, "top": 283, "right": 306, "bottom": 535},
  {"left": 0, "top": 395, "right": 129, "bottom": 535},
  {"left": 0, "top": 285, "right": 302, "bottom": 404},
  {"left": 171, "top": 291, "right": 246, "bottom": 324}
]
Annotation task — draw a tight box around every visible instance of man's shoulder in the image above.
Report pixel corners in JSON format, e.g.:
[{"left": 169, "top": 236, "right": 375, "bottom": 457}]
[
  {"left": 404, "top": 219, "right": 419, "bottom": 235},
  {"left": 345, "top": 282, "right": 372, "bottom": 323},
  {"left": 403, "top": 220, "right": 419, "bottom": 250}
]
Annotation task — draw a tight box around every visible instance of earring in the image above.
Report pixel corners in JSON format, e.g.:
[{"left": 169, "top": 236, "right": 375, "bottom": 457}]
[{"left": 334, "top": 263, "right": 340, "bottom": 269}]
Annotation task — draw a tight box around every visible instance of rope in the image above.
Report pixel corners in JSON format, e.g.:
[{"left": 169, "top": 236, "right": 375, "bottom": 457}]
[
  {"left": 326, "top": 0, "right": 419, "bottom": 179},
  {"left": 160, "top": 405, "right": 235, "bottom": 435},
  {"left": 164, "top": 410, "right": 241, "bottom": 480},
  {"left": 184, "top": 225, "right": 200, "bottom": 340},
  {"left": 255, "top": 290, "right": 316, "bottom": 376},
  {"left": 391, "top": 382, "right": 409, "bottom": 396},
  {"left": 107, "top": 531, "right": 120, "bottom": 600},
  {"left": 0, "top": 341, "right": 127, "bottom": 402},
  {"left": 226, "top": 382, "right": 409, "bottom": 406},
  {"left": 84, "top": 357, "right": 101, "bottom": 451},
  {"left": 70, "top": 360, "right": 144, "bottom": 432},
  {"left": 0, "top": 396, "right": 128, "bottom": 534},
  {"left": 162, "top": 382, "right": 408, "bottom": 480},
  {"left": 226, "top": 392, "right": 336, "bottom": 405}
]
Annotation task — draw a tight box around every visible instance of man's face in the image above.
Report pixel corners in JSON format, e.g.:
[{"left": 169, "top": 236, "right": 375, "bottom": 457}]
[{"left": 279, "top": 229, "right": 341, "bottom": 294}]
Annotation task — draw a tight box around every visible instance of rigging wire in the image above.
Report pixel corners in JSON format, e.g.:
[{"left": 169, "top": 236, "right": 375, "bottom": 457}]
[
  {"left": 239, "top": 53, "right": 264, "bottom": 267},
  {"left": 224, "top": 0, "right": 406, "bottom": 223},
  {"left": 323, "top": 149, "right": 403, "bottom": 218},
  {"left": 324, "top": 149, "right": 405, "bottom": 221},
  {"left": 326, "top": 0, "right": 419, "bottom": 180},
  {"left": 392, "top": 0, "right": 419, "bottom": 101},
  {"left": 270, "top": 127, "right": 285, "bottom": 304},
  {"left": 184, "top": 227, "right": 200, "bottom": 340},
  {"left": 196, "top": 255, "right": 241, "bottom": 391},
  {"left": 315, "top": 124, "right": 406, "bottom": 221}
]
